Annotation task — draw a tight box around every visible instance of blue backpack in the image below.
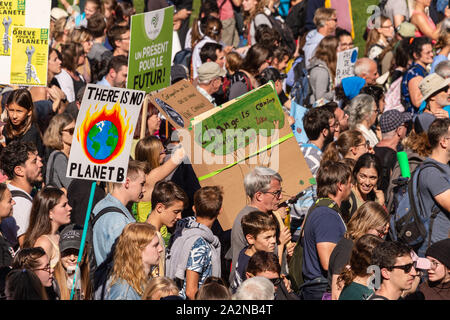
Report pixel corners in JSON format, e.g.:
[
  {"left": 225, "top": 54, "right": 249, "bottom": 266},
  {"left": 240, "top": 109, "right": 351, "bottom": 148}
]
[
  {"left": 389, "top": 161, "right": 447, "bottom": 253},
  {"left": 289, "top": 56, "right": 312, "bottom": 108}
]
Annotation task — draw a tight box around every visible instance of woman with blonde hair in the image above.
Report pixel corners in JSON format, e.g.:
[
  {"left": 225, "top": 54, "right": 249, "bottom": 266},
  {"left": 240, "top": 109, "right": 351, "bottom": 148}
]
[
  {"left": 53, "top": 224, "right": 92, "bottom": 300},
  {"left": 43, "top": 113, "right": 75, "bottom": 191},
  {"left": 242, "top": 0, "right": 271, "bottom": 46},
  {"left": 327, "top": 201, "right": 389, "bottom": 300},
  {"left": 107, "top": 223, "right": 163, "bottom": 300},
  {"left": 133, "top": 136, "right": 184, "bottom": 222},
  {"left": 321, "top": 130, "right": 370, "bottom": 165},
  {"left": 308, "top": 35, "right": 339, "bottom": 106},
  {"left": 430, "top": 18, "right": 450, "bottom": 73},
  {"left": 142, "top": 276, "right": 179, "bottom": 300}
]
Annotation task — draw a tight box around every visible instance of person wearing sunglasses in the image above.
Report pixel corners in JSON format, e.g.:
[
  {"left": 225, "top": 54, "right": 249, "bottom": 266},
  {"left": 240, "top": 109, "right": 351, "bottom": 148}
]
[
  {"left": 43, "top": 113, "right": 76, "bottom": 192},
  {"left": 367, "top": 241, "right": 418, "bottom": 300},
  {"left": 245, "top": 250, "right": 299, "bottom": 300}
]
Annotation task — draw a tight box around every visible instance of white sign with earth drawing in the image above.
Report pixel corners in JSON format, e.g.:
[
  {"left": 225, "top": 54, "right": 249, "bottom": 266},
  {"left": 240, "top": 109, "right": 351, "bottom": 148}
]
[{"left": 66, "top": 84, "right": 145, "bottom": 183}]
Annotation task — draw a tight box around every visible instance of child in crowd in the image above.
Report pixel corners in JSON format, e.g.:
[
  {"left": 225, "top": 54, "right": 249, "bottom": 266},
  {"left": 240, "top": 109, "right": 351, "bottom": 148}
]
[
  {"left": 165, "top": 186, "right": 223, "bottom": 300},
  {"left": 230, "top": 211, "right": 277, "bottom": 292}
]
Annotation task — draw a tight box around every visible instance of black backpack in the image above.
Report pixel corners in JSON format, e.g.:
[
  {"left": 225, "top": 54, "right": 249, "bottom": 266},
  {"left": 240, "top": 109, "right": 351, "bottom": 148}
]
[
  {"left": 288, "top": 198, "right": 341, "bottom": 294},
  {"left": 265, "top": 14, "right": 296, "bottom": 56}
]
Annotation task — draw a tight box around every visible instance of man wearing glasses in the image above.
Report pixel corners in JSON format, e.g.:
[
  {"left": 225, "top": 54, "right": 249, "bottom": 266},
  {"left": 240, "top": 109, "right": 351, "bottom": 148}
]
[
  {"left": 368, "top": 241, "right": 418, "bottom": 300},
  {"left": 226, "top": 166, "right": 291, "bottom": 285}
]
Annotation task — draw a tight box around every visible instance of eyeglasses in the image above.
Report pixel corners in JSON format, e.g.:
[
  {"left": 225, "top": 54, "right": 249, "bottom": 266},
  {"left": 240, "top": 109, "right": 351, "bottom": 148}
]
[
  {"left": 357, "top": 141, "right": 370, "bottom": 149},
  {"left": 268, "top": 277, "right": 282, "bottom": 287},
  {"left": 429, "top": 260, "right": 441, "bottom": 270},
  {"left": 62, "top": 127, "right": 75, "bottom": 135},
  {"left": 263, "top": 189, "right": 283, "bottom": 198},
  {"left": 387, "top": 262, "right": 416, "bottom": 273},
  {"left": 34, "top": 263, "right": 51, "bottom": 274},
  {"left": 328, "top": 121, "right": 339, "bottom": 129}
]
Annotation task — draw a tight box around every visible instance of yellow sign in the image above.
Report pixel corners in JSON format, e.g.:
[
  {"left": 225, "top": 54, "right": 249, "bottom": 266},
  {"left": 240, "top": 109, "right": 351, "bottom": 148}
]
[
  {"left": 0, "top": 0, "right": 25, "bottom": 56},
  {"left": 10, "top": 26, "right": 48, "bottom": 86}
]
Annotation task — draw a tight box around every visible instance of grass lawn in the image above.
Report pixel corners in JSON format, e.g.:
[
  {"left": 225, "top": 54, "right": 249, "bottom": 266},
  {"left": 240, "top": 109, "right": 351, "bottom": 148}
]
[{"left": 133, "top": 0, "right": 378, "bottom": 56}]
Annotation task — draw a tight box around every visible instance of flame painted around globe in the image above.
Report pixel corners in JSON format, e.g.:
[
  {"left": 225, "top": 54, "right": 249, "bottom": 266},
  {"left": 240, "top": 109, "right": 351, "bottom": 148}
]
[{"left": 77, "top": 102, "right": 133, "bottom": 164}]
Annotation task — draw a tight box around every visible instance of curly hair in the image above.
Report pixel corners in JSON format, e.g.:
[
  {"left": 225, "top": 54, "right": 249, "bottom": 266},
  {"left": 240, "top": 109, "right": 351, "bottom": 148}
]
[
  {"left": 0, "top": 141, "right": 37, "bottom": 179},
  {"left": 346, "top": 94, "right": 376, "bottom": 129},
  {"left": 337, "top": 234, "right": 384, "bottom": 288},
  {"left": 22, "top": 187, "right": 65, "bottom": 249},
  {"left": 110, "top": 223, "right": 158, "bottom": 296},
  {"left": 402, "top": 131, "right": 432, "bottom": 157},
  {"left": 243, "top": 0, "right": 269, "bottom": 27}
]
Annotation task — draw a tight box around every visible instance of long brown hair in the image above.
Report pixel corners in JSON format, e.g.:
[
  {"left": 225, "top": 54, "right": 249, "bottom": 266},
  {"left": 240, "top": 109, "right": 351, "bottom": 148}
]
[
  {"left": 23, "top": 188, "right": 65, "bottom": 249},
  {"left": 243, "top": 0, "right": 268, "bottom": 27},
  {"left": 314, "top": 35, "right": 339, "bottom": 80},
  {"left": 5, "top": 89, "right": 37, "bottom": 140},
  {"left": 321, "top": 130, "right": 365, "bottom": 164},
  {"left": 344, "top": 201, "right": 389, "bottom": 240},
  {"left": 135, "top": 135, "right": 163, "bottom": 170},
  {"left": 337, "top": 234, "right": 384, "bottom": 288}
]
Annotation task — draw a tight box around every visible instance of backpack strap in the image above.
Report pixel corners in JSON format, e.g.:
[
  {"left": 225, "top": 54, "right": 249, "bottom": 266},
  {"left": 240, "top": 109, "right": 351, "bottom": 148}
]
[
  {"left": 10, "top": 190, "right": 32, "bottom": 202},
  {"left": 299, "top": 197, "right": 342, "bottom": 242},
  {"left": 91, "top": 206, "right": 126, "bottom": 227},
  {"left": 413, "top": 161, "right": 448, "bottom": 248}
]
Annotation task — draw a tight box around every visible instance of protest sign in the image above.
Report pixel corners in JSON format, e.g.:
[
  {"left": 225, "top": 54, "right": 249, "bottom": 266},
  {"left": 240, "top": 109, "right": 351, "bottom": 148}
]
[
  {"left": 335, "top": 47, "right": 358, "bottom": 86},
  {"left": 150, "top": 81, "right": 313, "bottom": 230},
  {"left": 127, "top": 6, "right": 173, "bottom": 93},
  {"left": 0, "top": 0, "right": 25, "bottom": 56},
  {"left": 67, "top": 84, "right": 145, "bottom": 183},
  {"left": 0, "top": 0, "right": 50, "bottom": 85},
  {"left": 10, "top": 27, "right": 48, "bottom": 85}
]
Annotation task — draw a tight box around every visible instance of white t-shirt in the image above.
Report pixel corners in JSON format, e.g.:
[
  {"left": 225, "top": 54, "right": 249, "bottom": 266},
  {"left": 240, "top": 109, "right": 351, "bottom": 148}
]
[{"left": 8, "top": 184, "right": 33, "bottom": 238}]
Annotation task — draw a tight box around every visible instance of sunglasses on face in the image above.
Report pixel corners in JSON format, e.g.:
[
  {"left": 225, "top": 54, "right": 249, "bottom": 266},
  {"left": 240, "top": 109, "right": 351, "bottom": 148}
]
[
  {"left": 268, "top": 277, "right": 282, "bottom": 287},
  {"left": 34, "top": 263, "right": 51, "bottom": 274},
  {"left": 387, "top": 262, "right": 416, "bottom": 273}
]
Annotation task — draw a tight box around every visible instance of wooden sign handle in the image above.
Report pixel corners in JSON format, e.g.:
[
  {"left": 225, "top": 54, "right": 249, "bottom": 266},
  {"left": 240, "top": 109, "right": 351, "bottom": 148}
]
[{"left": 140, "top": 94, "right": 150, "bottom": 139}]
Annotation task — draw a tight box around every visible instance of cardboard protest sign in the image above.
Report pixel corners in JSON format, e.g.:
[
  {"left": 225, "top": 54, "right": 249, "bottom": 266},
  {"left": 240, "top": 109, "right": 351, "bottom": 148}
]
[
  {"left": 67, "top": 84, "right": 145, "bottom": 183},
  {"left": 127, "top": 6, "right": 173, "bottom": 92},
  {"left": 0, "top": 0, "right": 25, "bottom": 56},
  {"left": 335, "top": 47, "right": 358, "bottom": 86},
  {"left": 10, "top": 27, "right": 48, "bottom": 85},
  {"left": 150, "top": 81, "right": 313, "bottom": 230}
]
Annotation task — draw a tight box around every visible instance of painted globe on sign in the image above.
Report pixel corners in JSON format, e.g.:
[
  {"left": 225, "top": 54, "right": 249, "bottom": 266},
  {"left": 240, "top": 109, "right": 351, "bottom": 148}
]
[{"left": 86, "top": 120, "right": 119, "bottom": 160}]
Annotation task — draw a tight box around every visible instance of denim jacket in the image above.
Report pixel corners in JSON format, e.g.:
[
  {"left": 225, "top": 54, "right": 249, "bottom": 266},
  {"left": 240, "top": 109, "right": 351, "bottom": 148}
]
[
  {"left": 107, "top": 278, "right": 142, "bottom": 300},
  {"left": 92, "top": 194, "right": 135, "bottom": 266}
]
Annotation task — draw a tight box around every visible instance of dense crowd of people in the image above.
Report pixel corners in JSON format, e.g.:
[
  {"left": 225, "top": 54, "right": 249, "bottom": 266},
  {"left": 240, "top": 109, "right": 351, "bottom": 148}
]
[{"left": 0, "top": 0, "right": 449, "bottom": 301}]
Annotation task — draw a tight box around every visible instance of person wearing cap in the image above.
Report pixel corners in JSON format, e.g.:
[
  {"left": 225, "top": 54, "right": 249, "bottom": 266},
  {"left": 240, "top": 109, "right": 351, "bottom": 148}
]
[
  {"left": 415, "top": 118, "right": 450, "bottom": 257},
  {"left": 53, "top": 224, "right": 92, "bottom": 300},
  {"left": 417, "top": 73, "right": 450, "bottom": 123},
  {"left": 367, "top": 241, "right": 418, "bottom": 300},
  {"left": 420, "top": 238, "right": 450, "bottom": 300},
  {"left": 196, "top": 62, "right": 226, "bottom": 106},
  {"left": 373, "top": 110, "right": 412, "bottom": 194}
]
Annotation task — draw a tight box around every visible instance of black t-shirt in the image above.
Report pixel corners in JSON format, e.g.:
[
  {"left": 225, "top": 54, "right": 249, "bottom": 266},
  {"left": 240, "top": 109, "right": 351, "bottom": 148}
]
[
  {"left": 327, "top": 237, "right": 354, "bottom": 290},
  {"left": 374, "top": 145, "right": 397, "bottom": 195}
]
